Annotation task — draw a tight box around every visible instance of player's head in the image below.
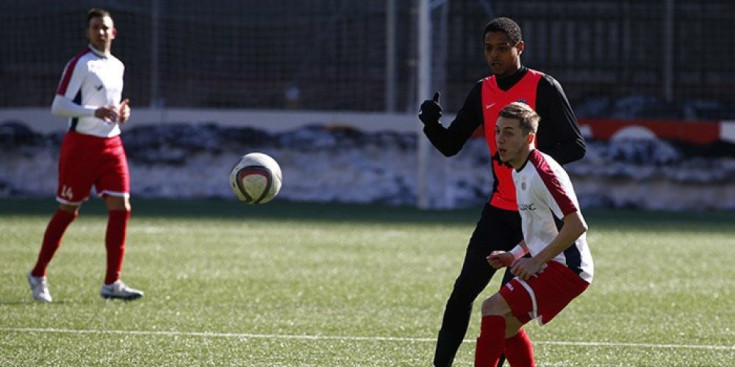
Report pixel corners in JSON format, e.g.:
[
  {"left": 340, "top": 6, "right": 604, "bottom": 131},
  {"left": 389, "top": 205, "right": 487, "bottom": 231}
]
[
  {"left": 86, "top": 8, "right": 116, "bottom": 54},
  {"left": 495, "top": 102, "right": 539, "bottom": 167},
  {"left": 499, "top": 102, "right": 539, "bottom": 135},
  {"left": 483, "top": 17, "right": 524, "bottom": 78}
]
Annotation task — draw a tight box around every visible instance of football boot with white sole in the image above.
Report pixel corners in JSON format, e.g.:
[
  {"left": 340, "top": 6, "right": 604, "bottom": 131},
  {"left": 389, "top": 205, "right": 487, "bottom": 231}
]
[
  {"left": 100, "top": 280, "right": 144, "bottom": 300},
  {"left": 27, "top": 272, "right": 53, "bottom": 303}
]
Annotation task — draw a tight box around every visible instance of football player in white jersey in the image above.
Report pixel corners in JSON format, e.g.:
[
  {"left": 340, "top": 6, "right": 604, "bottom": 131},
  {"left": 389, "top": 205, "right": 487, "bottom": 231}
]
[
  {"left": 27, "top": 8, "right": 143, "bottom": 302},
  {"left": 474, "top": 102, "right": 593, "bottom": 367}
]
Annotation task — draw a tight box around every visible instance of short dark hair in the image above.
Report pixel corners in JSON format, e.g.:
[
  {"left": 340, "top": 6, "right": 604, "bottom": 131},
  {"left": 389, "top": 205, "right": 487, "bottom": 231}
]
[
  {"left": 483, "top": 17, "right": 522, "bottom": 44},
  {"left": 87, "top": 8, "right": 111, "bottom": 25},
  {"left": 499, "top": 102, "right": 539, "bottom": 135}
]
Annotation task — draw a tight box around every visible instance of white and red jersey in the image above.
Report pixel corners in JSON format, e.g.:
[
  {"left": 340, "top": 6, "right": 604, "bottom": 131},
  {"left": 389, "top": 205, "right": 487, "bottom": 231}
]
[
  {"left": 513, "top": 149, "right": 594, "bottom": 282},
  {"left": 53, "top": 45, "right": 125, "bottom": 138}
]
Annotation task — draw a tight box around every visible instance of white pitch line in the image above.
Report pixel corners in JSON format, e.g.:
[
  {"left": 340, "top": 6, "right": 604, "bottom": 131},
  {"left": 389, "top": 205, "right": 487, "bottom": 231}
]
[
  {"left": 537, "top": 340, "right": 734, "bottom": 351},
  {"left": 1, "top": 327, "right": 733, "bottom": 351}
]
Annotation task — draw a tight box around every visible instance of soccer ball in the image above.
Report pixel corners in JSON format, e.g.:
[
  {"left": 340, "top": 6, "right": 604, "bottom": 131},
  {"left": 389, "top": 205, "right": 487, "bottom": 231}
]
[{"left": 229, "top": 152, "right": 282, "bottom": 204}]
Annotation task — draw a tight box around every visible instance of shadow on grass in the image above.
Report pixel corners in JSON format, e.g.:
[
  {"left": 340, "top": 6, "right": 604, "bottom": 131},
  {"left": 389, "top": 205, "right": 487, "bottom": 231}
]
[
  {"left": 0, "top": 197, "right": 480, "bottom": 225},
  {"left": 2, "top": 197, "right": 734, "bottom": 230}
]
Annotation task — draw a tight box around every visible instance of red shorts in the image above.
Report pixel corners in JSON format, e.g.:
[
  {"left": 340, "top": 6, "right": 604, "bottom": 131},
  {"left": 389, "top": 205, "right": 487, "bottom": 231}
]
[
  {"left": 56, "top": 131, "right": 130, "bottom": 204},
  {"left": 500, "top": 261, "right": 589, "bottom": 326}
]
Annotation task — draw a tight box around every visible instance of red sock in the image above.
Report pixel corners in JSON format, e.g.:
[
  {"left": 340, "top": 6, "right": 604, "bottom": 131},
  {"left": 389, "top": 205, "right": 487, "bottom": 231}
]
[
  {"left": 31, "top": 209, "right": 77, "bottom": 277},
  {"left": 504, "top": 328, "right": 535, "bottom": 367},
  {"left": 104, "top": 209, "right": 130, "bottom": 284},
  {"left": 475, "top": 315, "right": 505, "bottom": 367}
]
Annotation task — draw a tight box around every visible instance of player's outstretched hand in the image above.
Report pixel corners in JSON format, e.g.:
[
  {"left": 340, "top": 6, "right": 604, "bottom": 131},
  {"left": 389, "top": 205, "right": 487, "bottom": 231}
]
[
  {"left": 418, "top": 91, "right": 442, "bottom": 125},
  {"left": 487, "top": 251, "right": 514, "bottom": 269}
]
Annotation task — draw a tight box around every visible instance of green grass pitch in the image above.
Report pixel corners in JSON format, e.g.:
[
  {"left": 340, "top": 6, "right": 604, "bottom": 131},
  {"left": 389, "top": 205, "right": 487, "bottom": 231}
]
[{"left": 1, "top": 198, "right": 733, "bottom": 366}]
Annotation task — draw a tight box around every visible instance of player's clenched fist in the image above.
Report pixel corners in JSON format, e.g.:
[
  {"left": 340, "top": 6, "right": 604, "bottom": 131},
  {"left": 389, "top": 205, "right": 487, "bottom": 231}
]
[
  {"left": 94, "top": 105, "right": 120, "bottom": 123},
  {"left": 119, "top": 99, "right": 130, "bottom": 123},
  {"left": 487, "top": 251, "right": 514, "bottom": 269}
]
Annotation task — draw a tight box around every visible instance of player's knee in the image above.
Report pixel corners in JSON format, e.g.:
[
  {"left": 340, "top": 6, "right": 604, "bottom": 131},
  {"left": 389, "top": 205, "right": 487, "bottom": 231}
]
[
  {"left": 104, "top": 195, "right": 130, "bottom": 211},
  {"left": 481, "top": 293, "right": 507, "bottom": 316},
  {"left": 448, "top": 284, "right": 483, "bottom": 307},
  {"left": 59, "top": 203, "right": 80, "bottom": 215},
  {"left": 452, "top": 269, "right": 493, "bottom": 299}
]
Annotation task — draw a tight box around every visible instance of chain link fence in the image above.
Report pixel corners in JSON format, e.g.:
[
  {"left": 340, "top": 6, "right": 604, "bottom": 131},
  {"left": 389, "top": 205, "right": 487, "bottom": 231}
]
[{"left": 1, "top": 0, "right": 733, "bottom": 119}]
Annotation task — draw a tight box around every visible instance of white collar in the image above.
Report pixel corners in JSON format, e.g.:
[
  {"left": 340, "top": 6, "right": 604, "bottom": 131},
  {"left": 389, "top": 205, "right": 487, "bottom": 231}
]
[{"left": 88, "top": 45, "right": 111, "bottom": 58}]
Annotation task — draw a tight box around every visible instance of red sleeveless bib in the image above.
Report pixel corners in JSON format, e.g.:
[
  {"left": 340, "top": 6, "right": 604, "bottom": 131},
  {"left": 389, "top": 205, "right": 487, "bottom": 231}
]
[{"left": 481, "top": 69, "right": 543, "bottom": 210}]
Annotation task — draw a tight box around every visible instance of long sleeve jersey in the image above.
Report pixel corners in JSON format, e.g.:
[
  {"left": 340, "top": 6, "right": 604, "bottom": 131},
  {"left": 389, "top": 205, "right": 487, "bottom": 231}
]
[
  {"left": 52, "top": 45, "right": 125, "bottom": 138},
  {"left": 423, "top": 66, "right": 585, "bottom": 209}
]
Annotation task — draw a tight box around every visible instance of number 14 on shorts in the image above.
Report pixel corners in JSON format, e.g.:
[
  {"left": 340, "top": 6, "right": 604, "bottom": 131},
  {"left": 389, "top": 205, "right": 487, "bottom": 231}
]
[{"left": 60, "top": 185, "right": 74, "bottom": 200}]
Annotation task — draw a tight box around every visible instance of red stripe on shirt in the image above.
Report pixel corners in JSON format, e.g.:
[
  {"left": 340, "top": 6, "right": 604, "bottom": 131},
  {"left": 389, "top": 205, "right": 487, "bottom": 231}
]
[
  {"left": 56, "top": 48, "right": 92, "bottom": 95},
  {"left": 528, "top": 150, "right": 578, "bottom": 216}
]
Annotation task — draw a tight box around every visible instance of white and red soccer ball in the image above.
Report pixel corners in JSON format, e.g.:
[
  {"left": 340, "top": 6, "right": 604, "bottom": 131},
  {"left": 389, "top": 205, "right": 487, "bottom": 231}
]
[{"left": 229, "top": 152, "right": 282, "bottom": 204}]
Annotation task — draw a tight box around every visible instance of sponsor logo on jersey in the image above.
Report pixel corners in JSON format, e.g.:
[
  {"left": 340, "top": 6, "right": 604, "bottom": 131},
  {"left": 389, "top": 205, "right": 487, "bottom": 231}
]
[{"left": 518, "top": 203, "right": 536, "bottom": 211}]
